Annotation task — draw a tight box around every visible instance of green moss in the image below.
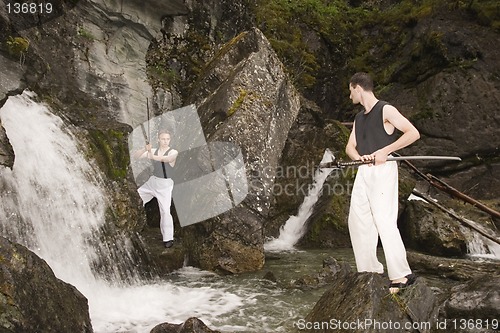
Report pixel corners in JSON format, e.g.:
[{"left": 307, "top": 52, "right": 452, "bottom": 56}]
[
  {"left": 6, "top": 36, "right": 29, "bottom": 64},
  {"left": 77, "top": 27, "right": 95, "bottom": 40},
  {"left": 6, "top": 36, "right": 29, "bottom": 55},
  {"left": 254, "top": 0, "right": 356, "bottom": 90},
  {"left": 204, "top": 31, "right": 249, "bottom": 73},
  {"left": 227, "top": 89, "right": 248, "bottom": 116},
  {"left": 88, "top": 129, "right": 129, "bottom": 180}
]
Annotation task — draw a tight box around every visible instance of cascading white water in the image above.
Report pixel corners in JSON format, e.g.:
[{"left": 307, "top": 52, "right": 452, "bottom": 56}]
[
  {"left": 264, "top": 150, "right": 335, "bottom": 252},
  {"left": 0, "top": 91, "right": 244, "bottom": 332},
  {"left": 463, "top": 225, "right": 500, "bottom": 260},
  {"left": 0, "top": 90, "right": 111, "bottom": 289},
  {"left": 408, "top": 193, "right": 500, "bottom": 260}
]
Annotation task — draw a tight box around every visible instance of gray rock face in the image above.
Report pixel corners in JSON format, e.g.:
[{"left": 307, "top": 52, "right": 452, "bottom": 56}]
[
  {"left": 73, "top": 0, "right": 188, "bottom": 126},
  {"left": 182, "top": 28, "right": 301, "bottom": 273},
  {"left": 0, "top": 236, "right": 93, "bottom": 333},
  {"left": 191, "top": 28, "right": 301, "bottom": 216},
  {"left": 384, "top": 16, "right": 500, "bottom": 200}
]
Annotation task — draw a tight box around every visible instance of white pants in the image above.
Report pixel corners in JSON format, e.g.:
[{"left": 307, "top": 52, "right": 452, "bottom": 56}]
[
  {"left": 138, "top": 176, "right": 174, "bottom": 242},
  {"left": 348, "top": 161, "right": 411, "bottom": 280}
]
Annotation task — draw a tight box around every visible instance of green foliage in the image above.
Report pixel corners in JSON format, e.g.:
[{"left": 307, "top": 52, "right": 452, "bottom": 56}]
[
  {"left": 467, "top": 0, "right": 500, "bottom": 30},
  {"left": 254, "top": 0, "right": 497, "bottom": 100},
  {"left": 147, "top": 64, "right": 179, "bottom": 89},
  {"left": 255, "top": 0, "right": 358, "bottom": 90},
  {"left": 6, "top": 36, "right": 29, "bottom": 65}
]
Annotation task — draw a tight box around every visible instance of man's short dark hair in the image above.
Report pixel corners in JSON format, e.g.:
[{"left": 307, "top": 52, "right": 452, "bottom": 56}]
[
  {"left": 350, "top": 72, "right": 374, "bottom": 92},
  {"left": 158, "top": 129, "right": 171, "bottom": 137}
]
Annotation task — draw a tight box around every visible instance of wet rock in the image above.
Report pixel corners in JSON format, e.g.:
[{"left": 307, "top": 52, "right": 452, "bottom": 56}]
[
  {"left": 267, "top": 99, "right": 352, "bottom": 246},
  {"left": 0, "top": 54, "right": 23, "bottom": 169},
  {"left": 439, "top": 276, "right": 500, "bottom": 333},
  {"left": 192, "top": 207, "right": 265, "bottom": 274},
  {"left": 182, "top": 28, "right": 300, "bottom": 273},
  {"left": 291, "top": 257, "right": 352, "bottom": 290},
  {"left": 263, "top": 271, "right": 277, "bottom": 282},
  {"left": 0, "top": 123, "right": 14, "bottom": 169},
  {"left": 150, "top": 317, "right": 220, "bottom": 333},
  {"left": 305, "top": 272, "right": 437, "bottom": 333},
  {"left": 400, "top": 200, "right": 468, "bottom": 257},
  {"left": 407, "top": 251, "right": 500, "bottom": 281},
  {"left": 0, "top": 236, "right": 92, "bottom": 333}
]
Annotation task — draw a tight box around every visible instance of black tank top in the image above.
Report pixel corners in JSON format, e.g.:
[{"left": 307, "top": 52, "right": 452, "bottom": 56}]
[
  {"left": 152, "top": 148, "right": 174, "bottom": 178},
  {"left": 354, "top": 101, "right": 397, "bottom": 155}
]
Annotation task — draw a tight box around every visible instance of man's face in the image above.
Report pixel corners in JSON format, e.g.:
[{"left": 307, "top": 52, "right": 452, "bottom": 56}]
[
  {"left": 349, "top": 84, "right": 360, "bottom": 104},
  {"left": 158, "top": 133, "right": 171, "bottom": 147}
]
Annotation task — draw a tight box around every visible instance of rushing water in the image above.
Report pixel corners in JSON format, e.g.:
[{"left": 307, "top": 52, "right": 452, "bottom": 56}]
[{"left": 264, "top": 150, "right": 335, "bottom": 252}]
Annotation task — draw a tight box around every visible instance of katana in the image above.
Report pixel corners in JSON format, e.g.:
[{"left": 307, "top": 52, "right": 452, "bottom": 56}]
[
  {"left": 319, "top": 155, "right": 462, "bottom": 169},
  {"left": 140, "top": 98, "right": 150, "bottom": 144}
]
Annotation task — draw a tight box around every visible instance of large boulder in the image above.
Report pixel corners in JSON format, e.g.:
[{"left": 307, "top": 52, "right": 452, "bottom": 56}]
[
  {"left": 400, "top": 200, "right": 468, "bottom": 257},
  {"left": 0, "top": 236, "right": 93, "bottom": 333},
  {"left": 151, "top": 317, "right": 220, "bottom": 333},
  {"left": 181, "top": 28, "right": 301, "bottom": 273},
  {"left": 441, "top": 275, "right": 500, "bottom": 328},
  {"left": 305, "top": 271, "right": 438, "bottom": 333}
]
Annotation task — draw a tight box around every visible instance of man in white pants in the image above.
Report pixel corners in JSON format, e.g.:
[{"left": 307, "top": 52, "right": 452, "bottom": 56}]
[
  {"left": 345, "top": 72, "right": 420, "bottom": 294},
  {"left": 135, "top": 130, "right": 178, "bottom": 248}
]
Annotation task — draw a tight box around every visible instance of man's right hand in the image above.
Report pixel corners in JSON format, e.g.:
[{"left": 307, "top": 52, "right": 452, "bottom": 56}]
[{"left": 359, "top": 154, "right": 375, "bottom": 166}]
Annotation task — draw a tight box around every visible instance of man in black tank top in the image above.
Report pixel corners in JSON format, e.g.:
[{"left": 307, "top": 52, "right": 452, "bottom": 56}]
[
  {"left": 345, "top": 72, "right": 420, "bottom": 294},
  {"left": 134, "top": 130, "right": 178, "bottom": 248}
]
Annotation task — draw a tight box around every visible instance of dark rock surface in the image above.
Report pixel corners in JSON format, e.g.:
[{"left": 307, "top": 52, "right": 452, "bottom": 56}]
[
  {"left": 150, "top": 317, "right": 220, "bottom": 333},
  {"left": 305, "top": 271, "right": 438, "bottom": 333},
  {"left": 0, "top": 123, "right": 13, "bottom": 169},
  {"left": 0, "top": 236, "right": 93, "bottom": 333},
  {"left": 400, "top": 200, "right": 468, "bottom": 257},
  {"left": 442, "top": 276, "right": 500, "bottom": 326},
  {"left": 408, "top": 251, "right": 500, "bottom": 281}
]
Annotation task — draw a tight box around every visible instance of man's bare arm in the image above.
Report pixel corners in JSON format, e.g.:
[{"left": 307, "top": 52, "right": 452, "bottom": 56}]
[
  {"left": 373, "top": 105, "right": 420, "bottom": 164},
  {"left": 346, "top": 122, "right": 362, "bottom": 160}
]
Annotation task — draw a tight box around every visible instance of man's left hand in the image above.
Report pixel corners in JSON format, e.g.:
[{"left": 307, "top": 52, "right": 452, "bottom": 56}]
[{"left": 373, "top": 149, "right": 389, "bottom": 165}]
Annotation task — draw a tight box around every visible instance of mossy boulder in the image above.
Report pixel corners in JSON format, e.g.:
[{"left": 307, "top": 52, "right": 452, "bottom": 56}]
[{"left": 0, "top": 236, "right": 92, "bottom": 333}]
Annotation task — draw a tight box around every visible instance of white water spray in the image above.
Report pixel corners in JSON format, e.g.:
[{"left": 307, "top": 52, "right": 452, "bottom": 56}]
[
  {"left": 264, "top": 149, "right": 335, "bottom": 252},
  {"left": 464, "top": 226, "right": 500, "bottom": 260},
  {"left": 0, "top": 91, "right": 244, "bottom": 332},
  {"left": 408, "top": 194, "right": 500, "bottom": 260}
]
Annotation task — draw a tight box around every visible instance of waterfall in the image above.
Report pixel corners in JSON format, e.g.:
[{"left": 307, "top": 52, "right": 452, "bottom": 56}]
[
  {"left": 264, "top": 149, "right": 335, "bottom": 252},
  {"left": 408, "top": 195, "right": 500, "bottom": 261},
  {"left": 0, "top": 91, "right": 243, "bottom": 332},
  {"left": 464, "top": 226, "right": 500, "bottom": 260},
  {"left": 0, "top": 90, "right": 123, "bottom": 288}
]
